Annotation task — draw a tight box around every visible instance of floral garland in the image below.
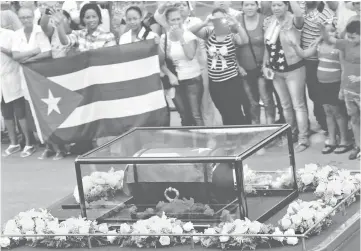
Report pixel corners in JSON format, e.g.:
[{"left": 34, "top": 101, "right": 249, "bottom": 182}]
[
  {"left": 279, "top": 200, "right": 333, "bottom": 235},
  {"left": 73, "top": 168, "right": 124, "bottom": 203},
  {"left": 1, "top": 164, "right": 360, "bottom": 250}
]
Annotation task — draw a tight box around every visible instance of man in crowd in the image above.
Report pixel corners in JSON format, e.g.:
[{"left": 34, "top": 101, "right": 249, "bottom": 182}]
[{"left": 1, "top": 11, "right": 32, "bottom": 157}]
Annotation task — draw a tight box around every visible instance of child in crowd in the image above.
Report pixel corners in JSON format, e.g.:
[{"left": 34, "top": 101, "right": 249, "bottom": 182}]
[
  {"left": 289, "top": 23, "right": 352, "bottom": 155},
  {"left": 320, "top": 20, "right": 360, "bottom": 160}
]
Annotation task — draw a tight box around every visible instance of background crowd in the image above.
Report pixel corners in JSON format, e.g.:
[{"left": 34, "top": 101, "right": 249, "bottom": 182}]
[{"left": 0, "top": 1, "right": 360, "bottom": 161}]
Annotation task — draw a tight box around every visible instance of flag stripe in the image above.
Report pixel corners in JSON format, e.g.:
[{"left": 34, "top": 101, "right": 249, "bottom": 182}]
[
  {"left": 27, "top": 40, "right": 159, "bottom": 77},
  {"left": 48, "top": 56, "right": 160, "bottom": 91},
  {"left": 76, "top": 73, "right": 162, "bottom": 106},
  {"left": 52, "top": 107, "right": 168, "bottom": 143},
  {"left": 59, "top": 90, "right": 167, "bottom": 128}
]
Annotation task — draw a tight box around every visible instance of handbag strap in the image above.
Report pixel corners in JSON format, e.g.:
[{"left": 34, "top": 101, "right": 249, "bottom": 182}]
[
  {"left": 164, "top": 32, "right": 168, "bottom": 60},
  {"left": 242, "top": 14, "right": 259, "bottom": 66}
]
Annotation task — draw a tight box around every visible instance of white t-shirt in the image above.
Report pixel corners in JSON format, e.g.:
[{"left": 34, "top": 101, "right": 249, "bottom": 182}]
[
  {"left": 161, "top": 30, "right": 201, "bottom": 81},
  {"left": 12, "top": 25, "right": 51, "bottom": 101},
  {"left": 0, "top": 28, "right": 23, "bottom": 103},
  {"left": 119, "top": 27, "right": 157, "bottom": 45}
]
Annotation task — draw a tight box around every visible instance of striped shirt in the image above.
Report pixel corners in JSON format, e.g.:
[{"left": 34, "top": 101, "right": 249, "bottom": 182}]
[
  {"left": 317, "top": 43, "right": 341, "bottom": 83},
  {"left": 300, "top": 5, "right": 336, "bottom": 60},
  {"left": 67, "top": 27, "right": 116, "bottom": 52},
  {"left": 206, "top": 29, "right": 238, "bottom": 82}
]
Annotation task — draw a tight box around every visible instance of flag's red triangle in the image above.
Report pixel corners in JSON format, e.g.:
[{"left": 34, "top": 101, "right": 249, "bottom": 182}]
[{"left": 22, "top": 66, "right": 83, "bottom": 142}]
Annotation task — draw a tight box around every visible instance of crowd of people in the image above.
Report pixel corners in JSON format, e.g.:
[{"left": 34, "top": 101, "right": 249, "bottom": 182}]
[{"left": 0, "top": 1, "right": 360, "bottom": 161}]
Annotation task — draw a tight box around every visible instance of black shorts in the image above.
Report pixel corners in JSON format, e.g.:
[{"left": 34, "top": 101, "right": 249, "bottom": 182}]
[
  {"left": 1, "top": 97, "right": 26, "bottom": 120},
  {"left": 318, "top": 81, "right": 341, "bottom": 105}
]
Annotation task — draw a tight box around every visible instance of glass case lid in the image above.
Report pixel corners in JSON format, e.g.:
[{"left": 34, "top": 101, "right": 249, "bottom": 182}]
[{"left": 81, "top": 125, "right": 285, "bottom": 160}]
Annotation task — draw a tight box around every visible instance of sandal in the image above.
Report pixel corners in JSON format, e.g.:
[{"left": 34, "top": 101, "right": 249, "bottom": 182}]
[
  {"left": 322, "top": 144, "right": 337, "bottom": 154},
  {"left": 334, "top": 145, "right": 353, "bottom": 154},
  {"left": 295, "top": 143, "right": 309, "bottom": 153}
]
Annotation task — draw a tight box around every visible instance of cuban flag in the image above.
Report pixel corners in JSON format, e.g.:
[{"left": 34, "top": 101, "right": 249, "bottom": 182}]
[{"left": 22, "top": 40, "right": 168, "bottom": 144}]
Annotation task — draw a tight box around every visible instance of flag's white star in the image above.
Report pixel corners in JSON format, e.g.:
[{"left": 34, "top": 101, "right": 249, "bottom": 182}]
[
  {"left": 277, "top": 57, "right": 285, "bottom": 63},
  {"left": 271, "top": 52, "right": 275, "bottom": 56},
  {"left": 41, "top": 89, "right": 61, "bottom": 115},
  {"left": 279, "top": 65, "right": 285, "bottom": 70},
  {"left": 271, "top": 44, "right": 276, "bottom": 50},
  {"left": 279, "top": 50, "right": 284, "bottom": 54}
]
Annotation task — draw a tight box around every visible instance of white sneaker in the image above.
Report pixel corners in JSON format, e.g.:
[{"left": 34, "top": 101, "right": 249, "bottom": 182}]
[
  {"left": 20, "top": 145, "right": 36, "bottom": 158},
  {"left": 3, "top": 144, "right": 21, "bottom": 157}
]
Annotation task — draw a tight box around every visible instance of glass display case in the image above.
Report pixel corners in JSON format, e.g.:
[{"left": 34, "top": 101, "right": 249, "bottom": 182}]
[{"left": 72, "top": 125, "right": 298, "bottom": 224}]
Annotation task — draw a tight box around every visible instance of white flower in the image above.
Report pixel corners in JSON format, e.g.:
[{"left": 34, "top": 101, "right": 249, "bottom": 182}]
[
  {"left": 107, "top": 230, "right": 118, "bottom": 244},
  {"left": 281, "top": 217, "right": 292, "bottom": 230},
  {"left": 192, "top": 236, "right": 200, "bottom": 243},
  {"left": 78, "top": 225, "right": 90, "bottom": 234},
  {"left": 3, "top": 226, "right": 21, "bottom": 240},
  {"left": 338, "top": 170, "right": 351, "bottom": 180},
  {"left": 172, "top": 225, "right": 183, "bottom": 235},
  {"left": 0, "top": 237, "right": 11, "bottom": 248},
  {"left": 304, "top": 163, "right": 318, "bottom": 173},
  {"left": 18, "top": 216, "right": 35, "bottom": 232},
  {"left": 46, "top": 220, "right": 59, "bottom": 232},
  {"left": 329, "top": 197, "right": 338, "bottom": 207},
  {"left": 159, "top": 236, "right": 171, "bottom": 246},
  {"left": 290, "top": 215, "right": 302, "bottom": 226},
  {"left": 54, "top": 227, "right": 68, "bottom": 241},
  {"left": 271, "top": 181, "right": 282, "bottom": 189},
  {"left": 4, "top": 219, "right": 18, "bottom": 233},
  {"left": 25, "top": 230, "right": 36, "bottom": 241},
  {"left": 343, "top": 181, "right": 355, "bottom": 195},
  {"left": 119, "top": 223, "right": 131, "bottom": 234},
  {"left": 315, "top": 182, "right": 327, "bottom": 194},
  {"left": 299, "top": 208, "right": 314, "bottom": 221},
  {"left": 249, "top": 221, "right": 262, "bottom": 234},
  {"left": 219, "top": 235, "right": 230, "bottom": 242},
  {"left": 204, "top": 228, "right": 216, "bottom": 235},
  {"left": 97, "top": 223, "right": 109, "bottom": 233},
  {"left": 285, "top": 229, "right": 298, "bottom": 245},
  {"left": 272, "top": 227, "right": 284, "bottom": 242},
  {"left": 327, "top": 180, "right": 342, "bottom": 195},
  {"left": 301, "top": 173, "right": 314, "bottom": 186},
  {"left": 183, "top": 222, "right": 194, "bottom": 232}
]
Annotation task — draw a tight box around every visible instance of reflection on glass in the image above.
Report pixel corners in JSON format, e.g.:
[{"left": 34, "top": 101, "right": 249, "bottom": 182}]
[{"left": 85, "top": 127, "right": 281, "bottom": 158}]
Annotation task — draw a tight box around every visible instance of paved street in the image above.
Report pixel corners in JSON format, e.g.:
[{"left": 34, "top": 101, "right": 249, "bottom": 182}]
[{"left": 1, "top": 110, "right": 360, "bottom": 224}]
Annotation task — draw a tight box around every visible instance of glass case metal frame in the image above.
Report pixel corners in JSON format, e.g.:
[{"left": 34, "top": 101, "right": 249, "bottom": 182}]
[{"left": 74, "top": 124, "right": 298, "bottom": 222}]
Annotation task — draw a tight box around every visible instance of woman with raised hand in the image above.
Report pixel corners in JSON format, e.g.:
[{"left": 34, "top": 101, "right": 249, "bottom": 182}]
[
  {"left": 55, "top": 3, "right": 116, "bottom": 52},
  {"left": 154, "top": 1, "right": 223, "bottom": 126},
  {"left": 238, "top": 1, "right": 275, "bottom": 125},
  {"left": 38, "top": 8, "right": 79, "bottom": 160},
  {"left": 119, "top": 6, "right": 158, "bottom": 45},
  {"left": 263, "top": 1, "right": 309, "bottom": 152},
  {"left": 189, "top": 8, "right": 249, "bottom": 125},
  {"left": 159, "top": 7, "right": 204, "bottom": 126}
]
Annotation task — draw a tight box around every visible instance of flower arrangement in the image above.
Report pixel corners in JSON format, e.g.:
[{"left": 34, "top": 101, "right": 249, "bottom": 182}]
[
  {"left": 199, "top": 216, "right": 274, "bottom": 250},
  {"left": 315, "top": 169, "right": 360, "bottom": 207},
  {"left": 113, "top": 213, "right": 196, "bottom": 248},
  {"left": 73, "top": 168, "right": 124, "bottom": 203},
  {"left": 279, "top": 200, "right": 333, "bottom": 235},
  {"left": 1, "top": 209, "right": 107, "bottom": 249},
  {"left": 1, "top": 164, "right": 360, "bottom": 250},
  {"left": 243, "top": 165, "right": 273, "bottom": 194}
]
